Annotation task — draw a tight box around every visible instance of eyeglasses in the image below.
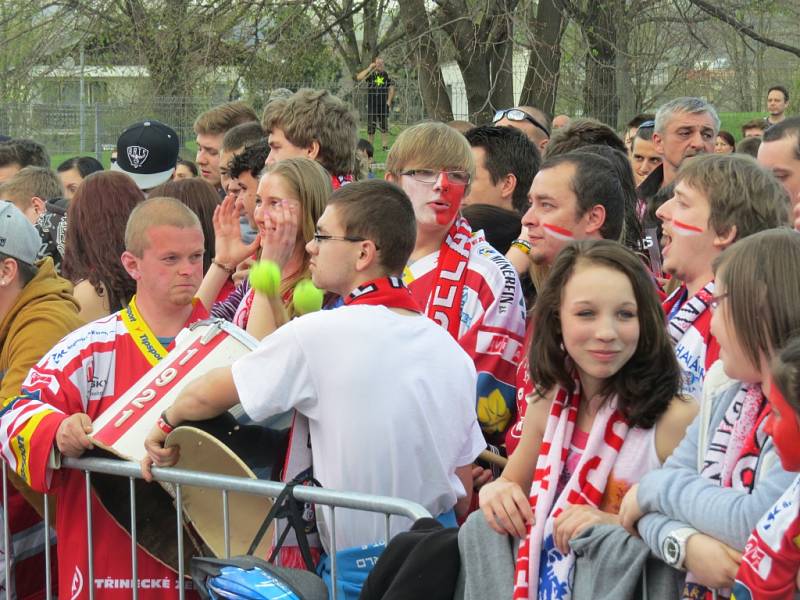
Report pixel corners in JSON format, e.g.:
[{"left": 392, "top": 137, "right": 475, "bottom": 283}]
[
  {"left": 637, "top": 120, "right": 655, "bottom": 131},
  {"left": 399, "top": 169, "right": 471, "bottom": 186},
  {"left": 312, "top": 233, "right": 380, "bottom": 249},
  {"left": 709, "top": 292, "right": 729, "bottom": 311},
  {"left": 493, "top": 108, "right": 551, "bottom": 138}
]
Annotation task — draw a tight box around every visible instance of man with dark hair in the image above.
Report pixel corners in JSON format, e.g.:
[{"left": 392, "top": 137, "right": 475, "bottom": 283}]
[
  {"left": 544, "top": 118, "right": 628, "bottom": 158},
  {"left": 737, "top": 136, "right": 762, "bottom": 158},
  {"left": 631, "top": 121, "right": 662, "bottom": 186},
  {"left": 0, "top": 197, "right": 209, "bottom": 599},
  {"left": 220, "top": 122, "right": 268, "bottom": 243},
  {"left": 143, "top": 180, "right": 484, "bottom": 598},
  {"left": 492, "top": 106, "right": 551, "bottom": 153},
  {"left": 624, "top": 113, "right": 656, "bottom": 153},
  {"left": 463, "top": 125, "right": 540, "bottom": 214},
  {"left": 0, "top": 140, "right": 50, "bottom": 183},
  {"left": 219, "top": 122, "right": 267, "bottom": 191},
  {"left": 767, "top": 85, "right": 790, "bottom": 125},
  {"left": 356, "top": 56, "right": 396, "bottom": 151},
  {"left": 0, "top": 201, "right": 82, "bottom": 599},
  {"left": 742, "top": 118, "right": 768, "bottom": 138},
  {"left": 758, "top": 116, "right": 800, "bottom": 209},
  {"left": 228, "top": 141, "right": 269, "bottom": 235},
  {"left": 521, "top": 152, "right": 625, "bottom": 267}
]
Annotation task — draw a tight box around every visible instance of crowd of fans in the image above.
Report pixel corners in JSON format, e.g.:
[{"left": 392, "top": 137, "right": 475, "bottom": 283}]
[{"left": 0, "top": 82, "right": 798, "bottom": 600}]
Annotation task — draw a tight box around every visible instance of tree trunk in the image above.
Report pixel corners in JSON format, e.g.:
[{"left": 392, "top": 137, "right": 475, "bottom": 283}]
[
  {"left": 615, "top": 8, "right": 635, "bottom": 129},
  {"left": 519, "top": 0, "right": 566, "bottom": 117},
  {"left": 582, "top": 0, "right": 620, "bottom": 126},
  {"left": 398, "top": 0, "right": 453, "bottom": 121},
  {"left": 437, "top": 0, "right": 517, "bottom": 124}
]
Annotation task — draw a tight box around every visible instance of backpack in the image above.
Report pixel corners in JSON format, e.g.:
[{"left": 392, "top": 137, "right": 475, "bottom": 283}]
[{"left": 191, "top": 478, "right": 327, "bottom": 600}]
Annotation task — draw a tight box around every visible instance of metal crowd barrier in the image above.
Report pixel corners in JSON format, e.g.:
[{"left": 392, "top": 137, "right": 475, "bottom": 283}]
[{"left": 2, "top": 457, "right": 432, "bottom": 600}]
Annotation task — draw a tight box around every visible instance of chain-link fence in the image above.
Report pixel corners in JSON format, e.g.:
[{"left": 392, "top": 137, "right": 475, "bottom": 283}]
[
  {"left": 0, "top": 74, "right": 434, "bottom": 157},
  {"left": 0, "top": 62, "right": 796, "bottom": 157}
]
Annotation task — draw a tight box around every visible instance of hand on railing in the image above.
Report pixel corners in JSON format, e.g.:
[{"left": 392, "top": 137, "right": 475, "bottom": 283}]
[
  {"left": 141, "top": 425, "right": 180, "bottom": 482},
  {"left": 56, "top": 413, "right": 94, "bottom": 457}
]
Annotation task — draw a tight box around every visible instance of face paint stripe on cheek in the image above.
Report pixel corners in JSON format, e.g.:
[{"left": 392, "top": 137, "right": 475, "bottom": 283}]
[
  {"left": 672, "top": 219, "right": 704, "bottom": 236},
  {"left": 542, "top": 222, "right": 575, "bottom": 241}
]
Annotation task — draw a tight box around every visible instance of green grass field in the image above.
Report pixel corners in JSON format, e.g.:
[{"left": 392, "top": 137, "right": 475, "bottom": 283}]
[{"left": 718, "top": 112, "right": 768, "bottom": 141}]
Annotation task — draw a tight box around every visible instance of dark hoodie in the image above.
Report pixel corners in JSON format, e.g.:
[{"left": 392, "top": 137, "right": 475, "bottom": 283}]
[{"left": 35, "top": 197, "right": 68, "bottom": 273}]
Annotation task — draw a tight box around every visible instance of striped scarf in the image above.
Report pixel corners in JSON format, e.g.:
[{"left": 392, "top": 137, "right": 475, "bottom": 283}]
[
  {"left": 512, "top": 380, "right": 629, "bottom": 600},
  {"left": 682, "top": 383, "right": 770, "bottom": 599}
]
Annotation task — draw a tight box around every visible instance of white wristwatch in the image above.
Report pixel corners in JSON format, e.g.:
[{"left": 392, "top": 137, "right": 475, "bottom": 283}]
[{"left": 662, "top": 527, "right": 699, "bottom": 570}]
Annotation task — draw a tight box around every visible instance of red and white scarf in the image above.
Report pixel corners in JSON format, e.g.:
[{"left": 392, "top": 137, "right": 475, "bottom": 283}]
[
  {"left": 663, "top": 282, "right": 718, "bottom": 401},
  {"left": 426, "top": 216, "right": 472, "bottom": 339},
  {"left": 344, "top": 276, "right": 422, "bottom": 313},
  {"left": 683, "top": 384, "right": 770, "bottom": 599},
  {"left": 512, "top": 380, "right": 629, "bottom": 600},
  {"left": 331, "top": 174, "right": 354, "bottom": 189}
]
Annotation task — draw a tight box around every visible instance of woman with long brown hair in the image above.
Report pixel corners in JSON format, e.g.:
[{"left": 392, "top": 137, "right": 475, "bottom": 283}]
[{"left": 62, "top": 171, "right": 145, "bottom": 321}]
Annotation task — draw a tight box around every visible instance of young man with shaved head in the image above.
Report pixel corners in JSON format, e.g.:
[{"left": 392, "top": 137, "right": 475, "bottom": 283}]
[{"left": 0, "top": 197, "right": 209, "bottom": 598}]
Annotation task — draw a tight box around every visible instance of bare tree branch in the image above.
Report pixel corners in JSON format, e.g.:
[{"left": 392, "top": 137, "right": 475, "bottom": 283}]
[{"left": 687, "top": 0, "right": 800, "bottom": 58}]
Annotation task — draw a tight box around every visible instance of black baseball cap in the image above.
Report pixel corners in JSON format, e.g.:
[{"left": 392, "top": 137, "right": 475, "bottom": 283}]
[{"left": 111, "top": 120, "right": 179, "bottom": 190}]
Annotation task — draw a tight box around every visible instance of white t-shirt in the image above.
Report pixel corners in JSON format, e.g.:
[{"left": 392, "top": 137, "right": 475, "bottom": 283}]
[{"left": 231, "top": 304, "right": 486, "bottom": 550}]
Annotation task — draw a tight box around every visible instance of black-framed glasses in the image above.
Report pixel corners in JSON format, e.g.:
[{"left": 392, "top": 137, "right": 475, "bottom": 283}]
[
  {"left": 399, "top": 169, "right": 471, "bottom": 186},
  {"left": 709, "top": 292, "right": 729, "bottom": 311},
  {"left": 493, "top": 108, "right": 551, "bottom": 138},
  {"left": 313, "top": 232, "right": 380, "bottom": 249}
]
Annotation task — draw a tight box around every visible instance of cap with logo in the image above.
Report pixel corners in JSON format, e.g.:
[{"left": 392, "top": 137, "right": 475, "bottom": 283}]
[
  {"left": 111, "top": 120, "right": 179, "bottom": 190},
  {"left": 0, "top": 201, "right": 41, "bottom": 266}
]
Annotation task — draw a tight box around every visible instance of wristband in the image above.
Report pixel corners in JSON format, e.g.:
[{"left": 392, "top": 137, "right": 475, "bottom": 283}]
[
  {"left": 510, "top": 239, "right": 532, "bottom": 255},
  {"left": 157, "top": 411, "right": 175, "bottom": 434},
  {"left": 213, "top": 259, "right": 235, "bottom": 275}
]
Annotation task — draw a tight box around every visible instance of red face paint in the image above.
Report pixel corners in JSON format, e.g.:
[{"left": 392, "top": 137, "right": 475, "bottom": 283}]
[
  {"left": 434, "top": 172, "right": 466, "bottom": 225},
  {"left": 542, "top": 222, "right": 575, "bottom": 241},
  {"left": 766, "top": 380, "right": 800, "bottom": 471},
  {"left": 672, "top": 219, "right": 705, "bottom": 236}
]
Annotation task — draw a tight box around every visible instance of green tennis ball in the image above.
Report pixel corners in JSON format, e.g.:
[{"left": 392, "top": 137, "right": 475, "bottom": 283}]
[
  {"left": 249, "top": 260, "right": 281, "bottom": 297},
  {"left": 293, "top": 279, "right": 324, "bottom": 315}
]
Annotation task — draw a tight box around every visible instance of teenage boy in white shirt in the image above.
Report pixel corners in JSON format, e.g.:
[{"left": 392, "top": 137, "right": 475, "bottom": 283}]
[{"left": 143, "top": 179, "right": 485, "bottom": 597}]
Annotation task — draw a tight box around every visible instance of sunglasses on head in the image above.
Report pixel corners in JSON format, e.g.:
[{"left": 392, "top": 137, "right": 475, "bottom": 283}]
[{"left": 493, "top": 108, "right": 551, "bottom": 138}]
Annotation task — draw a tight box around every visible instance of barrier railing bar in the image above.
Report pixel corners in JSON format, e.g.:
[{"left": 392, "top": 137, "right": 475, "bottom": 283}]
[
  {"left": 84, "top": 471, "right": 94, "bottom": 600},
  {"left": 330, "top": 507, "right": 337, "bottom": 600},
  {"left": 222, "top": 490, "right": 230, "bottom": 559},
  {"left": 129, "top": 477, "right": 138, "bottom": 600},
  {"left": 176, "top": 484, "right": 185, "bottom": 600},
  {"left": 2, "top": 463, "right": 10, "bottom": 600},
  {"left": 43, "top": 492, "right": 52, "bottom": 600},
  {"left": 63, "top": 457, "right": 431, "bottom": 521},
  {"left": 384, "top": 514, "right": 391, "bottom": 548}
]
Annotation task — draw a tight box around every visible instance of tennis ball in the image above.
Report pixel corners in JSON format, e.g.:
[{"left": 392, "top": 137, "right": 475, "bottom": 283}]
[
  {"left": 293, "top": 279, "right": 324, "bottom": 315},
  {"left": 249, "top": 260, "right": 281, "bottom": 297}
]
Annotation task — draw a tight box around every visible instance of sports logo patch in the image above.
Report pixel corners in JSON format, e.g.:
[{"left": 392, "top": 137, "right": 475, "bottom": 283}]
[{"left": 127, "top": 145, "right": 149, "bottom": 168}]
